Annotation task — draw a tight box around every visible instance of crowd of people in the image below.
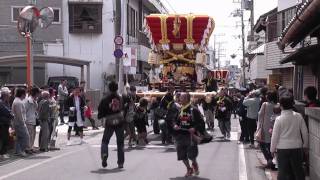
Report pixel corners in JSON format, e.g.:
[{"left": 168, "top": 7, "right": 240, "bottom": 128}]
[
  {"left": 1, "top": 79, "right": 318, "bottom": 179},
  {"left": 235, "top": 85, "right": 319, "bottom": 180},
  {"left": 0, "top": 79, "right": 98, "bottom": 158}
]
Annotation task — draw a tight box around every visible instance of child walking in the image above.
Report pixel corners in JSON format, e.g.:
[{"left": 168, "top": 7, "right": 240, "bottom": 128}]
[{"left": 85, "top": 99, "right": 99, "bottom": 130}]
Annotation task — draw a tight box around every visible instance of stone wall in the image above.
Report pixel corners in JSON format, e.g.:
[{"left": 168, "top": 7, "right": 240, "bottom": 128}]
[{"left": 305, "top": 108, "right": 320, "bottom": 180}]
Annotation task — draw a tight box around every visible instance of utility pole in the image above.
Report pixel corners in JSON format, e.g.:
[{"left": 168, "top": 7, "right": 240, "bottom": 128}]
[
  {"left": 241, "top": 10, "right": 246, "bottom": 88},
  {"left": 114, "top": 0, "right": 123, "bottom": 92},
  {"left": 213, "top": 34, "right": 225, "bottom": 69},
  {"left": 250, "top": 0, "right": 254, "bottom": 38}
]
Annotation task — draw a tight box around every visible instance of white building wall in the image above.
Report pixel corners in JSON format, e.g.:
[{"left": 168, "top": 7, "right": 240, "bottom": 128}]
[
  {"left": 250, "top": 55, "right": 271, "bottom": 80},
  {"left": 278, "top": 0, "right": 298, "bottom": 11},
  {"left": 61, "top": 0, "right": 115, "bottom": 91},
  {"left": 43, "top": 43, "right": 64, "bottom": 82}
]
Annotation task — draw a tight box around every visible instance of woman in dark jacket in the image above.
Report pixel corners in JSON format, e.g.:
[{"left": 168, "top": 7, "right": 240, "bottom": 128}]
[{"left": 0, "top": 88, "right": 14, "bottom": 158}]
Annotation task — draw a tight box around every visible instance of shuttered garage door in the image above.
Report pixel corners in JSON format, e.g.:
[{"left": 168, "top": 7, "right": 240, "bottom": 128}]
[
  {"left": 303, "top": 65, "right": 315, "bottom": 90},
  {"left": 281, "top": 68, "right": 294, "bottom": 89}
]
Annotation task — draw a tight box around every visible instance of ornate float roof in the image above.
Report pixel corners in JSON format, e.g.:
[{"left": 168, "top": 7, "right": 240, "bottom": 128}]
[{"left": 144, "top": 14, "right": 215, "bottom": 52}]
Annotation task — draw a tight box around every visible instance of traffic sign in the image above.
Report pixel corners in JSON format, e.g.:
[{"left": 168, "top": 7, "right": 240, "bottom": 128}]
[
  {"left": 114, "top": 49, "right": 123, "bottom": 58},
  {"left": 114, "top": 35, "right": 124, "bottom": 45}
]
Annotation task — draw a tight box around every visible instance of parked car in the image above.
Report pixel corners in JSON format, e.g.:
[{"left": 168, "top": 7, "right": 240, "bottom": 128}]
[
  {"left": 48, "top": 76, "right": 79, "bottom": 114},
  {"left": 47, "top": 76, "right": 79, "bottom": 93}
]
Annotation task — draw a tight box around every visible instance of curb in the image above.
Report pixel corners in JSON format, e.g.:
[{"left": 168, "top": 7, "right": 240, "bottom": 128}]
[{"left": 255, "top": 150, "right": 278, "bottom": 180}]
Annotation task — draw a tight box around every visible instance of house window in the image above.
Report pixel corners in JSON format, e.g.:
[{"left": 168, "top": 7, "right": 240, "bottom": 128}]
[
  {"left": 52, "top": 8, "right": 61, "bottom": 24},
  {"left": 11, "top": 6, "right": 24, "bottom": 22},
  {"left": 127, "top": 6, "right": 136, "bottom": 37},
  {"left": 12, "top": 6, "right": 61, "bottom": 24},
  {"left": 69, "top": 3, "right": 102, "bottom": 33}
]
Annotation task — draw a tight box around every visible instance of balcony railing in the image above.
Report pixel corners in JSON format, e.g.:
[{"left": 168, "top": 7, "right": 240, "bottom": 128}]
[{"left": 127, "top": 31, "right": 151, "bottom": 48}]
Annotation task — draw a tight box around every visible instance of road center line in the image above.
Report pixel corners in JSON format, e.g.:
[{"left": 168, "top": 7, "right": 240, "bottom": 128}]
[{"left": 0, "top": 148, "right": 85, "bottom": 180}]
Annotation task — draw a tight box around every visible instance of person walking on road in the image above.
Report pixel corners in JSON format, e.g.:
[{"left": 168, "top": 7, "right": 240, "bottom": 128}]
[
  {"left": 216, "top": 88, "right": 233, "bottom": 140},
  {"left": 66, "top": 87, "right": 86, "bottom": 145},
  {"left": 202, "top": 95, "right": 217, "bottom": 130},
  {"left": 257, "top": 91, "right": 278, "bottom": 170},
  {"left": 85, "top": 99, "right": 99, "bottom": 130},
  {"left": 173, "top": 93, "right": 203, "bottom": 177},
  {"left": 24, "top": 87, "right": 40, "bottom": 152},
  {"left": 123, "top": 86, "right": 138, "bottom": 147},
  {"left": 11, "top": 88, "right": 30, "bottom": 157},
  {"left": 38, "top": 91, "right": 51, "bottom": 152},
  {"left": 271, "top": 96, "right": 308, "bottom": 180},
  {"left": 243, "top": 90, "right": 261, "bottom": 147},
  {"left": 98, "top": 81, "right": 125, "bottom": 169},
  {"left": 0, "top": 87, "right": 14, "bottom": 159},
  {"left": 237, "top": 91, "right": 249, "bottom": 143},
  {"left": 134, "top": 98, "right": 149, "bottom": 145},
  {"left": 57, "top": 79, "right": 68, "bottom": 125}
]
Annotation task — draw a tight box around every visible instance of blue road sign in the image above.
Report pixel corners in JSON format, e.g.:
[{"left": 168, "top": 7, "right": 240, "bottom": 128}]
[{"left": 114, "top": 49, "right": 123, "bottom": 58}]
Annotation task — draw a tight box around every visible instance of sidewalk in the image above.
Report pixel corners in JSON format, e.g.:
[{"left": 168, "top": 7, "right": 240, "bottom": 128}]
[{"left": 255, "top": 148, "right": 310, "bottom": 180}]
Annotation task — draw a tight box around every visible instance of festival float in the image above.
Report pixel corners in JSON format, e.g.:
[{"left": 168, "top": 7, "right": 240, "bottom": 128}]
[{"left": 137, "top": 14, "right": 227, "bottom": 98}]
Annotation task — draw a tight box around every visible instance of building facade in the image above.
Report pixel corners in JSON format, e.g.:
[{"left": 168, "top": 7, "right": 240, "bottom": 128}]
[
  {"left": 46, "top": 0, "right": 167, "bottom": 91},
  {"left": 0, "top": 0, "right": 63, "bottom": 86}
]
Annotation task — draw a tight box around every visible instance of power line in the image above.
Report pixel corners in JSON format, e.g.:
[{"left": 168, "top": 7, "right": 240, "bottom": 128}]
[{"left": 162, "top": 0, "right": 176, "bottom": 13}]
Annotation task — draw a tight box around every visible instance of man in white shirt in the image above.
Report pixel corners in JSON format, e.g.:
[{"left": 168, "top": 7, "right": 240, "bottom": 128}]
[
  {"left": 57, "top": 80, "right": 68, "bottom": 125},
  {"left": 66, "top": 87, "right": 86, "bottom": 145}
]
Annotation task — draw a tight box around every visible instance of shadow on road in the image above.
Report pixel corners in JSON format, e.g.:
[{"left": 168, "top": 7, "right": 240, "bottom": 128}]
[
  {"left": 169, "top": 176, "right": 211, "bottom": 180},
  {"left": 24, "top": 155, "right": 51, "bottom": 160},
  {"left": 90, "top": 168, "right": 124, "bottom": 174},
  {"left": 162, "top": 148, "right": 176, "bottom": 153}
]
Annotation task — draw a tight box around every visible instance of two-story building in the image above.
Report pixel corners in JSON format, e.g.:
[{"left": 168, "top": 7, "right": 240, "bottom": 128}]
[
  {"left": 0, "top": 0, "right": 64, "bottom": 86},
  {"left": 49, "top": 0, "right": 168, "bottom": 92}
]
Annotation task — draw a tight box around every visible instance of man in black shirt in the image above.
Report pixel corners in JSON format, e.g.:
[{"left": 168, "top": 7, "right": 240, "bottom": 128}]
[
  {"left": 98, "top": 81, "right": 125, "bottom": 169},
  {"left": 173, "top": 92, "right": 204, "bottom": 177}
]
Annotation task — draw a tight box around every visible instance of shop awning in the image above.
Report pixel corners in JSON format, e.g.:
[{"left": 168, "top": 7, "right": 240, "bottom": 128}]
[
  {"left": 278, "top": 0, "right": 320, "bottom": 51},
  {"left": 280, "top": 44, "right": 320, "bottom": 65}
]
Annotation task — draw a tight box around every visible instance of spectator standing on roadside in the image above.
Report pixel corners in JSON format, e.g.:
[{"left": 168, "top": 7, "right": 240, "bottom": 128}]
[
  {"left": 0, "top": 87, "right": 14, "bottom": 159},
  {"left": 24, "top": 87, "right": 40, "bottom": 152},
  {"left": 57, "top": 79, "right": 68, "bottom": 125},
  {"left": 38, "top": 91, "right": 51, "bottom": 152},
  {"left": 243, "top": 90, "right": 261, "bottom": 147},
  {"left": 12, "top": 88, "right": 30, "bottom": 157}
]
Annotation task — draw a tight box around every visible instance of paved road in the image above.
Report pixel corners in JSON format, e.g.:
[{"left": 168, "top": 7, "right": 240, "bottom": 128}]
[{"left": 0, "top": 118, "right": 268, "bottom": 180}]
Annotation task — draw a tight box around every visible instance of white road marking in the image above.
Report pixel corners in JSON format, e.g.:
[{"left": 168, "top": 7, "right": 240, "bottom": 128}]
[
  {"left": 239, "top": 143, "right": 248, "bottom": 180},
  {"left": 0, "top": 148, "right": 85, "bottom": 180},
  {"left": 238, "top": 123, "right": 248, "bottom": 180}
]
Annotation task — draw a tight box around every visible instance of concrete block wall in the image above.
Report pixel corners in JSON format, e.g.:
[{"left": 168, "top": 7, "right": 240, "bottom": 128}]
[{"left": 305, "top": 108, "right": 320, "bottom": 180}]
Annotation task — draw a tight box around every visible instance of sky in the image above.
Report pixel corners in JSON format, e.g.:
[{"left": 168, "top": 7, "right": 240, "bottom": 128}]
[{"left": 161, "top": 0, "right": 278, "bottom": 66}]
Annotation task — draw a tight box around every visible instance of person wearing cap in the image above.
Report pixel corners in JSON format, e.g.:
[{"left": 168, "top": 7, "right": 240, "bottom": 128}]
[
  {"left": 243, "top": 90, "right": 261, "bottom": 147},
  {"left": 0, "top": 87, "right": 14, "bottom": 159}
]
